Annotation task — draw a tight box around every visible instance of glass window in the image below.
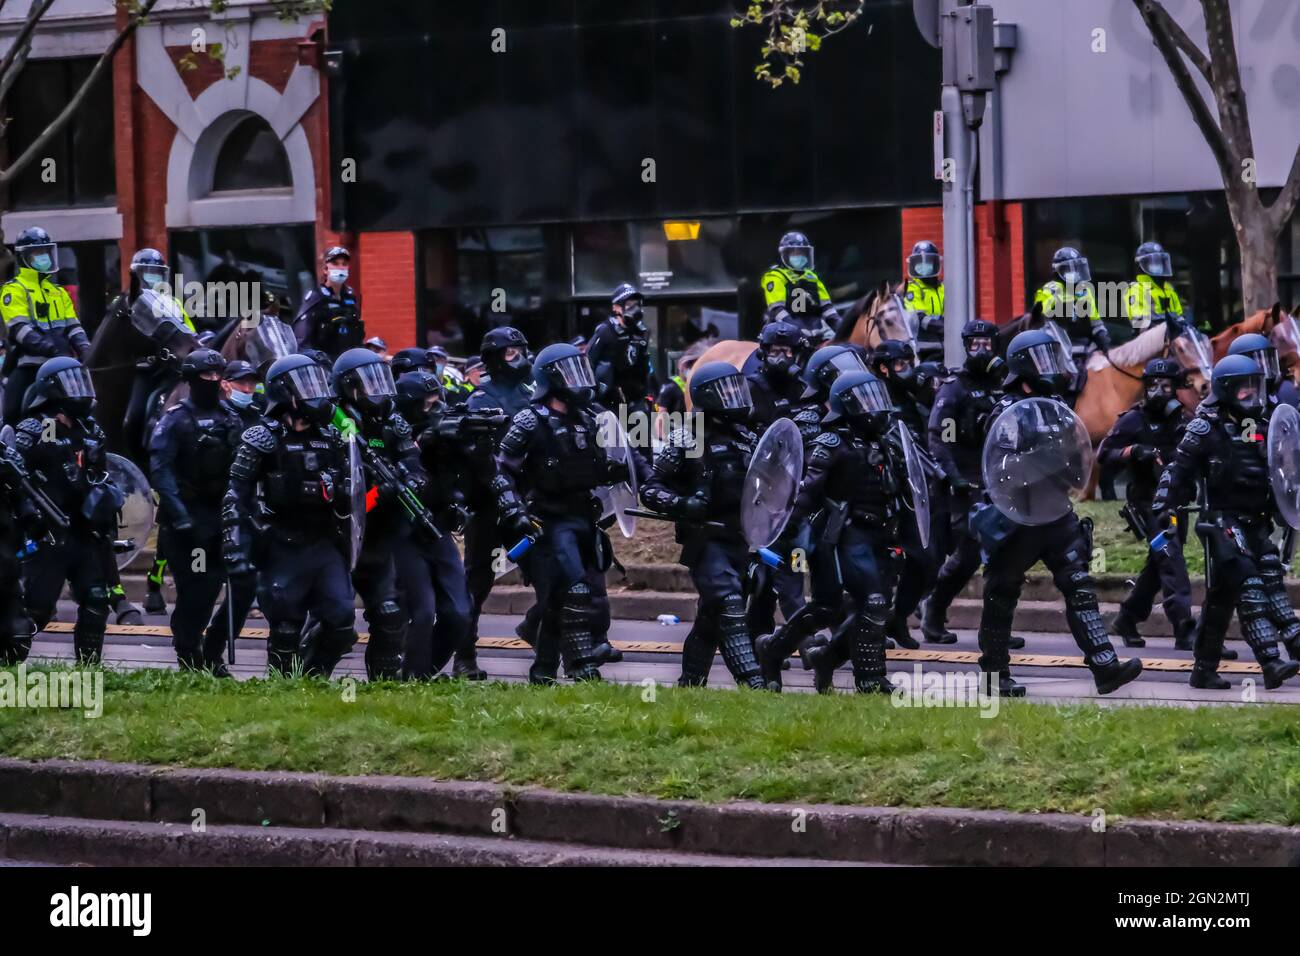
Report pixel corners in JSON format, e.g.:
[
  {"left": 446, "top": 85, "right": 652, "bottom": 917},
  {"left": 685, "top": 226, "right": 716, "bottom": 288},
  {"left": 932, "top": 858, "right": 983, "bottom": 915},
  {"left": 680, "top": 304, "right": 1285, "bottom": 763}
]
[
  {"left": 573, "top": 218, "right": 738, "bottom": 296},
  {"left": 212, "top": 116, "right": 292, "bottom": 192},
  {"left": 7, "top": 57, "right": 116, "bottom": 209},
  {"left": 168, "top": 225, "right": 316, "bottom": 330}
]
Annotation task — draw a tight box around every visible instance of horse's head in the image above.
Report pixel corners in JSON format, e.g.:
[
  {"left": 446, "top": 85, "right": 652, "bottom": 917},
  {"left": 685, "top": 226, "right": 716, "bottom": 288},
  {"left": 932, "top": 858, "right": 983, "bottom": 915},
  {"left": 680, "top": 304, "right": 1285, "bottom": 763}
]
[
  {"left": 1270, "top": 305, "right": 1300, "bottom": 383},
  {"left": 1210, "top": 307, "right": 1278, "bottom": 362},
  {"left": 242, "top": 315, "right": 297, "bottom": 372},
  {"left": 1170, "top": 326, "right": 1213, "bottom": 400},
  {"left": 864, "top": 293, "right": 919, "bottom": 351}
]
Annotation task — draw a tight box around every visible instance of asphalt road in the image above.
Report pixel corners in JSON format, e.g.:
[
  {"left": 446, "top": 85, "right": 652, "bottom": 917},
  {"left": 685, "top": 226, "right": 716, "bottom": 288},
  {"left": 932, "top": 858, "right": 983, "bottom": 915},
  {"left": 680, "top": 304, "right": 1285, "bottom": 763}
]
[{"left": 27, "top": 599, "right": 1300, "bottom": 708}]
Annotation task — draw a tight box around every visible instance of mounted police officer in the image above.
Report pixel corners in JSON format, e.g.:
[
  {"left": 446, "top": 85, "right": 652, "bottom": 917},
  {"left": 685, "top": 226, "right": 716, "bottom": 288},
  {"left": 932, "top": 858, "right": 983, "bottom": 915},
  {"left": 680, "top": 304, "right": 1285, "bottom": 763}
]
[
  {"left": 1125, "top": 241, "right": 1186, "bottom": 332},
  {"left": 922, "top": 320, "right": 1005, "bottom": 645},
  {"left": 1098, "top": 358, "right": 1196, "bottom": 651},
  {"left": 392, "top": 369, "right": 480, "bottom": 680},
  {"left": 761, "top": 232, "right": 840, "bottom": 340},
  {"left": 759, "top": 371, "right": 912, "bottom": 693},
  {"left": 492, "top": 344, "right": 629, "bottom": 683},
  {"left": 13, "top": 358, "right": 121, "bottom": 663},
  {"left": 1034, "top": 246, "right": 1111, "bottom": 355},
  {"left": 1152, "top": 355, "right": 1300, "bottom": 689},
  {"left": 223, "top": 354, "right": 356, "bottom": 676},
  {"left": 326, "top": 348, "right": 421, "bottom": 681},
  {"left": 2, "top": 227, "right": 92, "bottom": 425},
  {"left": 903, "top": 240, "right": 946, "bottom": 350},
  {"left": 293, "top": 246, "right": 362, "bottom": 360},
  {"left": 975, "top": 329, "right": 1143, "bottom": 697},
  {"left": 149, "top": 348, "right": 252, "bottom": 674},
  {"left": 642, "top": 362, "right": 768, "bottom": 689},
  {"left": 587, "top": 284, "right": 652, "bottom": 417}
]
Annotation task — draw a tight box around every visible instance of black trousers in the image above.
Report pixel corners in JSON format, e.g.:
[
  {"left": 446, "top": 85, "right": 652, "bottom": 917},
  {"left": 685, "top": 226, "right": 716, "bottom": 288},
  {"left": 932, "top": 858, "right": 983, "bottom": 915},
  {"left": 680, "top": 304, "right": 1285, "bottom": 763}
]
[
  {"left": 160, "top": 524, "right": 255, "bottom": 668},
  {"left": 393, "top": 531, "right": 473, "bottom": 679},
  {"left": 23, "top": 531, "right": 113, "bottom": 661},
  {"left": 462, "top": 505, "right": 503, "bottom": 646},
  {"left": 1117, "top": 500, "right": 1192, "bottom": 632},
  {"left": 2, "top": 364, "right": 37, "bottom": 426},
  {"left": 927, "top": 488, "right": 981, "bottom": 622},
  {"left": 0, "top": 542, "right": 34, "bottom": 663}
]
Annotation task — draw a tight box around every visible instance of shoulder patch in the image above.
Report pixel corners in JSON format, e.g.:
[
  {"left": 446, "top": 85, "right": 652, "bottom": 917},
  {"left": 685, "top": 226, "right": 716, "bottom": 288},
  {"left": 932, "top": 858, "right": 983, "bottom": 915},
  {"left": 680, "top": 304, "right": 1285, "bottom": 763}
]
[
  {"left": 765, "top": 281, "right": 775, "bottom": 293},
  {"left": 1186, "top": 417, "right": 1211, "bottom": 436},
  {"left": 793, "top": 407, "right": 821, "bottom": 423},
  {"left": 512, "top": 407, "right": 538, "bottom": 431},
  {"left": 16, "top": 418, "right": 43, "bottom": 437},
  {"left": 241, "top": 424, "right": 277, "bottom": 453},
  {"left": 813, "top": 431, "right": 841, "bottom": 449},
  {"left": 2, "top": 293, "right": 10, "bottom": 306},
  {"left": 666, "top": 426, "right": 697, "bottom": 450},
  {"left": 390, "top": 414, "right": 412, "bottom": 439}
]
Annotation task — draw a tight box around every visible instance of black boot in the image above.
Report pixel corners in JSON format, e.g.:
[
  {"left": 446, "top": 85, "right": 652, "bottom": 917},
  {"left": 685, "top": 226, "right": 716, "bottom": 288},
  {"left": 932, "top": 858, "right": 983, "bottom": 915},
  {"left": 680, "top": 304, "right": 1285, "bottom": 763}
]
[
  {"left": 850, "top": 599, "right": 895, "bottom": 694},
  {"left": 267, "top": 622, "right": 302, "bottom": 677},
  {"left": 1092, "top": 657, "right": 1144, "bottom": 695},
  {"left": 802, "top": 636, "right": 844, "bottom": 693},
  {"left": 302, "top": 623, "right": 357, "bottom": 679},
  {"left": 1007, "top": 635, "right": 1026, "bottom": 650},
  {"left": 558, "top": 585, "right": 601, "bottom": 682},
  {"left": 113, "top": 597, "right": 144, "bottom": 626},
  {"left": 1067, "top": 588, "right": 1143, "bottom": 694},
  {"left": 452, "top": 648, "right": 488, "bottom": 680},
  {"left": 1261, "top": 658, "right": 1300, "bottom": 690},
  {"left": 144, "top": 567, "right": 167, "bottom": 614},
  {"left": 1173, "top": 618, "right": 1196, "bottom": 651},
  {"left": 982, "top": 669, "right": 1026, "bottom": 698},
  {"left": 1240, "top": 580, "right": 1297, "bottom": 689},
  {"left": 1112, "top": 612, "right": 1145, "bottom": 648},
  {"left": 919, "top": 597, "right": 958, "bottom": 644},
  {"left": 717, "top": 596, "right": 768, "bottom": 689},
  {"left": 591, "top": 640, "right": 623, "bottom": 665},
  {"left": 886, "top": 614, "right": 919, "bottom": 650},
  {"left": 1189, "top": 662, "right": 1229, "bottom": 690}
]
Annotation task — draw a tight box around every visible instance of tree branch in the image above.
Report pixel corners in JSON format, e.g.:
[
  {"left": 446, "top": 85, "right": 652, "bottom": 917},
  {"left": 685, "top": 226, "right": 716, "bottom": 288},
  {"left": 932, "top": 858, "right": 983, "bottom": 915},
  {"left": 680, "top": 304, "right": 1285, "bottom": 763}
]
[
  {"left": 1133, "top": 0, "right": 1235, "bottom": 184},
  {"left": 0, "top": 0, "right": 56, "bottom": 85},
  {"left": 1267, "top": 143, "right": 1300, "bottom": 235},
  {"left": 1143, "top": 0, "right": 1213, "bottom": 85},
  {"left": 1199, "top": 0, "right": 1256, "bottom": 168},
  {"left": 0, "top": 0, "right": 161, "bottom": 187},
  {"left": 0, "top": 36, "right": 30, "bottom": 121}
]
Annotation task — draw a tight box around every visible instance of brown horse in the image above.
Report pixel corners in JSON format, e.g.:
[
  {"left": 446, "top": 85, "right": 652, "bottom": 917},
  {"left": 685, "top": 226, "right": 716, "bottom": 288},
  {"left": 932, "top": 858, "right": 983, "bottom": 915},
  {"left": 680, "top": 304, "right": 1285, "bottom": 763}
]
[{"left": 1209, "top": 304, "right": 1300, "bottom": 384}]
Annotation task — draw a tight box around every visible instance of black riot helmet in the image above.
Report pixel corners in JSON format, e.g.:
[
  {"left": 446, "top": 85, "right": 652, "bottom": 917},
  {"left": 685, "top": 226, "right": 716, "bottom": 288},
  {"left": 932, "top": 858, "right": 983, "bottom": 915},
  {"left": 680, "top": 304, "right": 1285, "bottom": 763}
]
[
  {"left": 913, "top": 360, "right": 943, "bottom": 405},
  {"left": 27, "top": 356, "right": 95, "bottom": 418},
  {"left": 1209, "top": 354, "right": 1266, "bottom": 423},
  {"left": 332, "top": 347, "right": 397, "bottom": 422},
  {"left": 480, "top": 326, "right": 531, "bottom": 381},
  {"left": 395, "top": 369, "right": 444, "bottom": 426},
  {"left": 532, "top": 343, "right": 597, "bottom": 406},
  {"left": 869, "top": 339, "right": 917, "bottom": 395},
  {"left": 757, "top": 321, "right": 806, "bottom": 380},
  {"left": 264, "top": 353, "right": 336, "bottom": 424},
  {"left": 390, "top": 347, "right": 435, "bottom": 377},
  {"left": 1227, "top": 333, "right": 1280, "bottom": 390},
  {"left": 961, "top": 319, "right": 1004, "bottom": 378},
  {"left": 1141, "top": 357, "right": 1184, "bottom": 418},
  {"left": 1004, "top": 329, "right": 1074, "bottom": 396},
  {"left": 907, "top": 240, "right": 942, "bottom": 281},
  {"left": 1051, "top": 246, "right": 1091, "bottom": 285},
  {"left": 1136, "top": 241, "right": 1172, "bottom": 279},
  {"left": 825, "top": 370, "right": 894, "bottom": 435},
  {"left": 13, "top": 226, "right": 59, "bottom": 275},
  {"left": 129, "top": 248, "right": 170, "bottom": 297},
  {"left": 800, "top": 344, "right": 869, "bottom": 402},
  {"left": 688, "top": 361, "right": 752, "bottom": 423},
  {"left": 778, "top": 231, "right": 814, "bottom": 272}
]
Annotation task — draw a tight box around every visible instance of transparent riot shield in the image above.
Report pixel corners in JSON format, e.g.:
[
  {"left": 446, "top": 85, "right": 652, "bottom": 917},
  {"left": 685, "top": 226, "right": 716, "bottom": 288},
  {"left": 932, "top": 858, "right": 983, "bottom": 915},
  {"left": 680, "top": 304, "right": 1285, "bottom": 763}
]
[
  {"left": 1268, "top": 402, "right": 1300, "bottom": 531},
  {"left": 741, "top": 417, "right": 804, "bottom": 550},
  {"left": 981, "top": 397, "right": 1093, "bottom": 526},
  {"left": 595, "top": 409, "right": 638, "bottom": 538},
  {"left": 895, "top": 422, "right": 931, "bottom": 548},
  {"left": 106, "top": 453, "right": 156, "bottom": 569}
]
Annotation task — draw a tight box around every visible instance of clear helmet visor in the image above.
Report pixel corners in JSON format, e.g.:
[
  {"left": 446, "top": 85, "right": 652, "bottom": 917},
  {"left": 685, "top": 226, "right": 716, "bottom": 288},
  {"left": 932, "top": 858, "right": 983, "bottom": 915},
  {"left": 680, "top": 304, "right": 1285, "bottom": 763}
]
[
  {"left": 549, "top": 354, "right": 597, "bottom": 390},
  {"left": 21, "top": 243, "right": 59, "bottom": 274},
  {"left": 131, "top": 262, "right": 171, "bottom": 289},
  {"left": 829, "top": 350, "right": 869, "bottom": 377},
  {"left": 1145, "top": 381, "right": 1174, "bottom": 401},
  {"left": 1231, "top": 374, "right": 1267, "bottom": 407},
  {"left": 54, "top": 366, "right": 95, "bottom": 399},
  {"left": 842, "top": 380, "right": 893, "bottom": 416},
  {"left": 780, "top": 245, "right": 814, "bottom": 272},
  {"left": 256, "top": 318, "right": 296, "bottom": 358},
  {"left": 352, "top": 362, "right": 397, "bottom": 399},
  {"left": 909, "top": 251, "right": 942, "bottom": 278},
  {"left": 1138, "top": 251, "right": 1173, "bottom": 278},
  {"left": 702, "top": 374, "right": 752, "bottom": 410},
  {"left": 285, "top": 364, "right": 333, "bottom": 401},
  {"left": 1055, "top": 257, "right": 1092, "bottom": 285},
  {"left": 1247, "top": 347, "right": 1281, "bottom": 383},
  {"left": 1025, "top": 341, "right": 1072, "bottom": 377}
]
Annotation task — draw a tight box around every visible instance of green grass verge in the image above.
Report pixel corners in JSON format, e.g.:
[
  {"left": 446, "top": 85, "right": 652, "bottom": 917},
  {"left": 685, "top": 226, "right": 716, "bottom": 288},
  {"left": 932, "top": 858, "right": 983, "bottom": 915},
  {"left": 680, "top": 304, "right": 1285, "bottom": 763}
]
[{"left": 3, "top": 667, "right": 1299, "bottom": 824}]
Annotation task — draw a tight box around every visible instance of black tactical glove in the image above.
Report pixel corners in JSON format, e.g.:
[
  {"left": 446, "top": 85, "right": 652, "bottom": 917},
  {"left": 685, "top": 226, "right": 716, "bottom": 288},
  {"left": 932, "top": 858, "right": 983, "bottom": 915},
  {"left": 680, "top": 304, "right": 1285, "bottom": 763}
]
[
  {"left": 605, "top": 458, "right": 630, "bottom": 485},
  {"left": 948, "top": 475, "right": 973, "bottom": 494},
  {"left": 679, "top": 495, "right": 709, "bottom": 523},
  {"left": 1130, "top": 444, "right": 1156, "bottom": 466},
  {"left": 504, "top": 511, "right": 539, "bottom": 543}
]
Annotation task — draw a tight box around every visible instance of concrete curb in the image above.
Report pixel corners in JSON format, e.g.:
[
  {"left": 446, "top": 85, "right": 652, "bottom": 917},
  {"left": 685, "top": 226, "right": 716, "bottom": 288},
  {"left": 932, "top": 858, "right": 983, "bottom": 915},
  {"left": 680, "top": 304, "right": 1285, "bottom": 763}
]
[{"left": 0, "top": 758, "right": 1294, "bottom": 866}]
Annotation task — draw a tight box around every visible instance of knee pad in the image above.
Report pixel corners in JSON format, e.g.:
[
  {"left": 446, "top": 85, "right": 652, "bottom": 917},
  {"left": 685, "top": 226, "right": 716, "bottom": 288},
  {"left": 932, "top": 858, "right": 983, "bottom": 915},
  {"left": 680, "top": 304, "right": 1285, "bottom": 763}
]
[
  {"left": 1066, "top": 588, "right": 1100, "bottom": 612},
  {"left": 984, "top": 586, "right": 1019, "bottom": 621},
  {"left": 84, "top": 586, "right": 112, "bottom": 611},
  {"left": 1058, "top": 567, "right": 1094, "bottom": 599},
  {"left": 375, "top": 600, "right": 404, "bottom": 632},
  {"left": 861, "top": 593, "right": 889, "bottom": 628},
  {"left": 564, "top": 581, "right": 592, "bottom": 608},
  {"left": 1259, "top": 552, "right": 1283, "bottom": 584},
  {"left": 1239, "top": 578, "right": 1269, "bottom": 621},
  {"left": 719, "top": 593, "right": 745, "bottom": 621}
]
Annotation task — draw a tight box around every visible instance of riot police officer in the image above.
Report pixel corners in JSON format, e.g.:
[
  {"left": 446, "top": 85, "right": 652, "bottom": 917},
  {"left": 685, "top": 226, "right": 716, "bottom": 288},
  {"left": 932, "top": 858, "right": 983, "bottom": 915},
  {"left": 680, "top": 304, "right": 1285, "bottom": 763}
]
[
  {"left": 492, "top": 344, "right": 629, "bottom": 684},
  {"left": 587, "top": 284, "right": 652, "bottom": 417},
  {"left": 0, "top": 442, "right": 40, "bottom": 664},
  {"left": 903, "top": 240, "right": 945, "bottom": 349},
  {"left": 922, "top": 320, "right": 1005, "bottom": 645},
  {"left": 2, "top": 227, "right": 92, "bottom": 425},
  {"left": 149, "top": 349, "right": 252, "bottom": 674},
  {"left": 223, "top": 354, "right": 356, "bottom": 677},
  {"left": 1125, "top": 241, "right": 1186, "bottom": 332},
  {"left": 1152, "top": 356, "right": 1300, "bottom": 689},
  {"left": 760, "top": 371, "right": 913, "bottom": 694},
  {"left": 292, "top": 246, "right": 362, "bottom": 359},
  {"left": 641, "top": 362, "right": 768, "bottom": 689},
  {"left": 470, "top": 327, "right": 535, "bottom": 417},
  {"left": 327, "top": 348, "right": 419, "bottom": 681},
  {"left": 1034, "top": 246, "right": 1111, "bottom": 355},
  {"left": 975, "top": 329, "right": 1143, "bottom": 697},
  {"left": 1098, "top": 359, "right": 1196, "bottom": 651},
  {"left": 14, "top": 358, "right": 121, "bottom": 663},
  {"left": 761, "top": 232, "right": 840, "bottom": 339},
  {"left": 795, "top": 344, "right": 869, "bottom": 441},
  {"left": 393, "top": 370, "right": 480, "bottom": 679}
]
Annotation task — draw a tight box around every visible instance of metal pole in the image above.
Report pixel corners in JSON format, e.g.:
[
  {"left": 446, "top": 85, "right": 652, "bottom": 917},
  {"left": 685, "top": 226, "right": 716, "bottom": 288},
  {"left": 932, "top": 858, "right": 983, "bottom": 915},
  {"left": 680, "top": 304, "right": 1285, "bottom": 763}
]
[{"left": 940, "top": 84, "right": 970, "bottom": 370}]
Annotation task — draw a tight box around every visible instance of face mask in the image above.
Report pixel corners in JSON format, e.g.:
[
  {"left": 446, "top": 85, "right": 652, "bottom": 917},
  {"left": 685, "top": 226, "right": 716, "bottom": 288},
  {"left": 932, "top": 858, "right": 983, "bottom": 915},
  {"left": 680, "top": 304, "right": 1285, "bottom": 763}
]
[
  {"left": 140, "top": 270, "right": 168, "bottom": 290},
  {"left": 30, "top": 254, "right": 54, "bottom": 273},
  {"left": 228, "top": 389, "right": 255, "bottom": 409},
  {"left": 913, "top": 262, "right": 936, "bottom": 278},
  {"left": 965, "top": 349, "right": 996, "bottom": 376},
  {"left": 190, "top": 378, "right": 223, "bottom": 407},
  {"left": 789, "top": 255, "right": 809, "bottom": 271},
  {"left": 327, "top": 268, "right": 349, "bottom": 284}
]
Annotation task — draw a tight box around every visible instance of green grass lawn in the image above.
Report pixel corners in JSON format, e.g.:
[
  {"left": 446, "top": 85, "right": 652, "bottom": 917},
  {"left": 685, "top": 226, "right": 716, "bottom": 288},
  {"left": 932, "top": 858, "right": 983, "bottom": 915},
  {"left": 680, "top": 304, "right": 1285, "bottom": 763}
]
[{"left": 3, "top": 668, "right": 1299, "bottom": 824}]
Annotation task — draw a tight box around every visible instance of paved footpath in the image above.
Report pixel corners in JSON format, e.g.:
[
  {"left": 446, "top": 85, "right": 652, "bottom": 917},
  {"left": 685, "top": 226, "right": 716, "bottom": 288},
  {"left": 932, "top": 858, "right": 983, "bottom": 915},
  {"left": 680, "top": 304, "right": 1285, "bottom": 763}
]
[{"left": 28, "top": 600, "right": 1300, "bottom": 708}]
